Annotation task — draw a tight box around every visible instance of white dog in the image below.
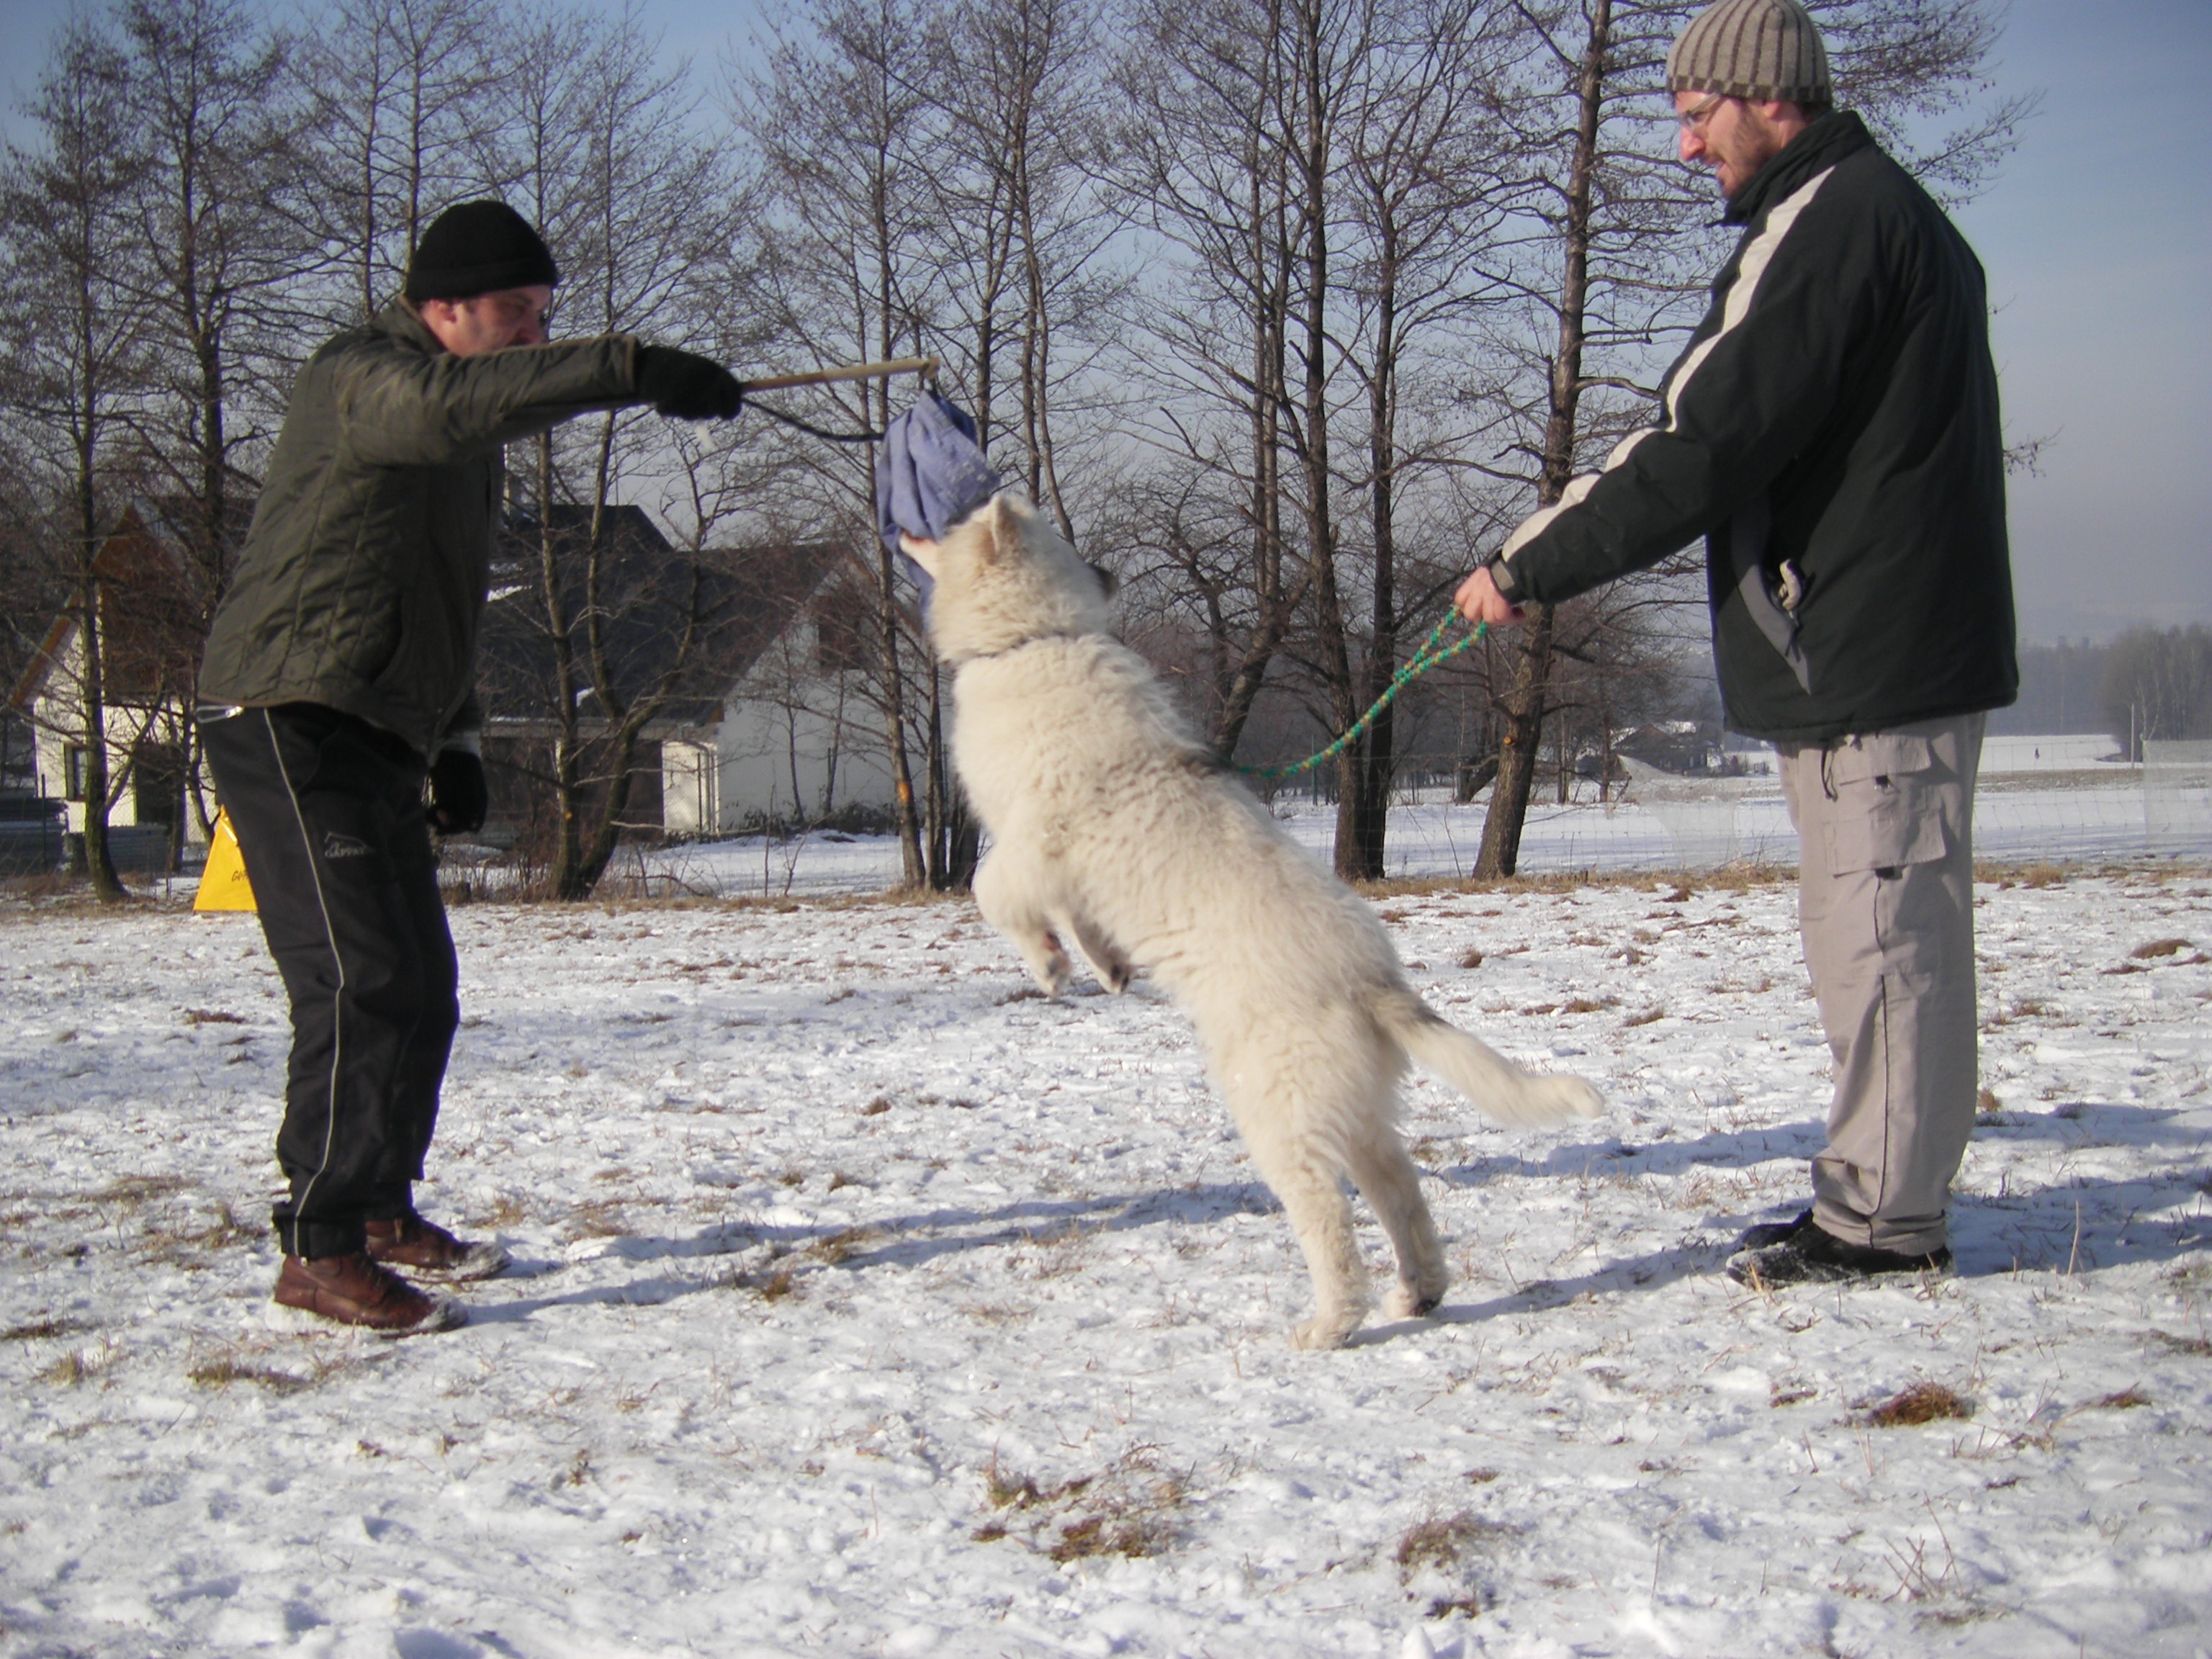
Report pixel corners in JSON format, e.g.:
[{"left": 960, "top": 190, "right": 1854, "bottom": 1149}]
[{"left": 900, "top": 493, "right": 1603, "bottom": 1348}]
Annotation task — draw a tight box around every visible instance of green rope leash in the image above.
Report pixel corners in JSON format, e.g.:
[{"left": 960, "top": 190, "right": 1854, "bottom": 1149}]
[{"left": 1233, "top": 613, "right": 1489, "bottom": 781}]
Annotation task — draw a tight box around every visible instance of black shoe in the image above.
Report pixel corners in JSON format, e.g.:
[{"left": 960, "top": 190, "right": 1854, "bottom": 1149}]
[
  {"left": 1735, "top": 1208, "right": 1815, "bottom": 1251},
  {"left": 1727, "top": 1222, "right": 1952, "bottom": 1287}
]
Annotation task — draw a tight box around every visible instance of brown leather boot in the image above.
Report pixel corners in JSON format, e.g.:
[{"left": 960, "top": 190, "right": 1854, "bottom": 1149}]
[
  {"left": 273, "top": 1251, "right": 464, "bottom": 1335},
  {"left": 364, "top": 1213, "right": 510, "bottom": 1282}
]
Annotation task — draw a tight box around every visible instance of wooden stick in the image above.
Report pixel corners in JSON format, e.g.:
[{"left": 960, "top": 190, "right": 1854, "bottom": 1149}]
[{"left": 739, "top": 356, "right": 938, "bottom": 393}]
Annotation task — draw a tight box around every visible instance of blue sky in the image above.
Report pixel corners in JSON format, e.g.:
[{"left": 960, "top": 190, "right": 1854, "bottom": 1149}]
[{"left": 4, "top": 0, "right": 2206, "bottom": 642}]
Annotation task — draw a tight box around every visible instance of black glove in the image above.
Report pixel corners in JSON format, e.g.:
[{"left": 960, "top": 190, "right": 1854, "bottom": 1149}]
[
  {"left": 427, "top": 749, "right": 487, "bottom": 837},
  {"left": 636, "top": 345, "right": 743, "bottom": 421}
]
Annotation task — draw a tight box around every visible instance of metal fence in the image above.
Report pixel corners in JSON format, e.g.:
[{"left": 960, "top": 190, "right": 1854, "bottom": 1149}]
[{"left": 612, "top": 736, "right": 2206, "bottom": 898}]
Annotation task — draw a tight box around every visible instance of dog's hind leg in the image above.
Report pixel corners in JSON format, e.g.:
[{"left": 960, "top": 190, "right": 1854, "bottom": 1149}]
[
  {"left": 974, "top": 850, "right": 1073, "bottom": 994},
  {"left": 1345, "top": 1130, "right": 1447, "bottom": 1319},
  {"left": 1236, "top": 1125, "right": 1370, "bottom": 1350}
]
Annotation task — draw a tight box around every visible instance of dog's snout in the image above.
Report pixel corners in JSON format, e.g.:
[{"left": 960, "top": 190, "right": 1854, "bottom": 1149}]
[{"left": 1087, "top": 561, "right": 1120, "bottom": 598}]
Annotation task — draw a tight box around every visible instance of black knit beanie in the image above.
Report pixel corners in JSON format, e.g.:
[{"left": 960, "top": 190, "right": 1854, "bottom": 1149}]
[{"left": 404, "top": 201, "right": 560, "bottom": 302}]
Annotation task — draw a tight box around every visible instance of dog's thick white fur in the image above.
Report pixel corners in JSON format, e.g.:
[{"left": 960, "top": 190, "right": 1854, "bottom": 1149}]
[{"left": 901, "top": 493, "right": 1603, "bottom": 1348}]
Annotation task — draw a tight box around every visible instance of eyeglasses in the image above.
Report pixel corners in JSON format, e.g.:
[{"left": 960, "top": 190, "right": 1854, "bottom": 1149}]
[{"left": 1676, "top": 91, "right": 1731, "bottom": 133}]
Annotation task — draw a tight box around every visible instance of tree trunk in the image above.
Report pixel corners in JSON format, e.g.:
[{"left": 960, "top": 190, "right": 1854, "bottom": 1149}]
[
  {"left": 1474, "top": 0, "right": 1609, "bottom": 878},
  {"left": 1475, "top": 602, "right": 1554, "bottom": 878},
  {"left": 533, "top": 433, "right": 588, "bottom": 899},
  {"left": 71, "top": 389, "right": 123, "bottom": 901},
  {"left": 878, "top": 537, "right": 927, "bottom": 889},
  {"left": 1336, "top": 203, "right": 1403, "bottom": 883}
]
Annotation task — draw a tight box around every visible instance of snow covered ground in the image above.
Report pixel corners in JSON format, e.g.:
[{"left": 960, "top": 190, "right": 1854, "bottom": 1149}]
[{"left": 2, "top": 861, "right": 2208, "bottom": 1658}]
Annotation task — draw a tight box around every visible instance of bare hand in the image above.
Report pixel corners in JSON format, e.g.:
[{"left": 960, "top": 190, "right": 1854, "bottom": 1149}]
[{"left": 1454, "top": 563, "right": 1525, "bottom": 627}]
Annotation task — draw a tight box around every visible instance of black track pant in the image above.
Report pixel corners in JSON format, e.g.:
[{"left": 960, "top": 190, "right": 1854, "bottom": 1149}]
[{"left": 199, "top": 704, "right": 458, "bottom": 1259}]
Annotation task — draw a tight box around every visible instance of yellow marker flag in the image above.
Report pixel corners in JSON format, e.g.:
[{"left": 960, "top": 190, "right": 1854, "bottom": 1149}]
[{"left": 193, "top": 810, "right": 256, "bottom": 912}]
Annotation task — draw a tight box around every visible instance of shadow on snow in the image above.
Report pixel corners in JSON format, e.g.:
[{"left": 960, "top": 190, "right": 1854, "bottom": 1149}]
[{"left": 469, "top": 1099, "right": 2209, "bottom": 1326}]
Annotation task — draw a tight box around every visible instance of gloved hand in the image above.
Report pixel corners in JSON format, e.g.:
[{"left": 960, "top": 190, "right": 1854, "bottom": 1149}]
[
  {"left": 426, "top": 749, "right": 487, "bottom": 836},
  {"left": 636, "top": 346, "right": 743, "bottom": 421}
]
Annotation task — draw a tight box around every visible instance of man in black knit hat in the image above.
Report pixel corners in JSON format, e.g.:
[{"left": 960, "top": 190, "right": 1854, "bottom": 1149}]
[
  {"left": 199, "top": 199, "right": 745, "bottom": 1334},
  {"left": 1455, "top": 0, "right": 2017, "bottom": 1287}
]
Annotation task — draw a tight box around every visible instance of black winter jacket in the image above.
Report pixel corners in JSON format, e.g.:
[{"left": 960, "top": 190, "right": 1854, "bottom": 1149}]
[
  {"left": 200, "top": 301, "right": 642, "bottom": 756},
  {"left": 1493, "top": 112, "right": 2017, "bottom": 743}
]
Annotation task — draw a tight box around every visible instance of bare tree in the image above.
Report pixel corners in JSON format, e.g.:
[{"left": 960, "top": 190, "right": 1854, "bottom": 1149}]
[
  {"left": 733, "top": 0, "right": 944, "bottom": 890},
  {"left": 494, "top": 4, "right": 748, "bottom": 899},
  {"left": 112, "top": 0, "right": 315, "bottom": 854},
  {"left": 292, "top": 0, "right": 509, "bottom": 324},
  {"left": 1110, "top": 0, "right": 1307, "bottom": 759},
  {"left": 1323, "top": 0, "right": 1518, "bottom": 876},
  {"left": 2102, "top": 626, "right": 2212, "bottom": 757},
  {"left": 0, "top": 18, "right": 153, "bottom": 900}
]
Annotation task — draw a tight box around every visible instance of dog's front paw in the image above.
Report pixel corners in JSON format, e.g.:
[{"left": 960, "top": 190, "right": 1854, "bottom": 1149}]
[
  {"left": 1022, "top": 932, "right": 1074, "bottom": 997},
  {"left": 1544, "top": 1076, "right": 1605, "bottom": 1119},
  {"left": 1097, "top": 957, "right": 1132, "bottom": 994}
]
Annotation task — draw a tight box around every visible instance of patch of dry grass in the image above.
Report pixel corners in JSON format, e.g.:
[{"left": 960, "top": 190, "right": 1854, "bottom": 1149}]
[
  {"left": 1395, "top": 1509, "right": 1515, "bottom": 1617},
  {"left": 187, "top": 1357, "right": 315, "bottom": 1394},
  {"left": 94, "top": 1174, "right": 191, "bottom": 1208},
  {"left": 973, "top": 1447, "right": 1191, "bottom": 1563},
  {"left": 4, "top": 1316, "right": 91, "bottom": 1343},
  {"left": 1865, "top": 1382, "right": 1972, "bottom": 1427},
  {"left": 805, "top": 1226, "right": 881, "bottom": 1265},
  {"left": 724, "top": 1259, "right": 800, "bottom": 1301},
  {"left": 1978, "top": 860, "right": 2068, "bottom": 889},
  {"left": 2130, "top": 937, "right": 2195, "bottom": 958},
  {"left": 40, "top": 1339, "right": 122, "bottom": 1387}
]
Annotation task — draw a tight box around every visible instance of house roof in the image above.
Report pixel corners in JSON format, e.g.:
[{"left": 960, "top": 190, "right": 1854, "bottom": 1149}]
[
  {"left": 8, "top": 503, "right": 207, "bottom": 714},
  {"left": 477, "top": 504, "right": 847, "bottom": 731}
]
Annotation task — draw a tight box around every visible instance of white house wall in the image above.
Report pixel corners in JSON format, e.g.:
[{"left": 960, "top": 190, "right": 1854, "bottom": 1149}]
[
  {"left": 21, "top": 631, "right": 209, "bottom": 842},
  {"left": 706, "top": 696, "right": 896, "bottom": 828}
]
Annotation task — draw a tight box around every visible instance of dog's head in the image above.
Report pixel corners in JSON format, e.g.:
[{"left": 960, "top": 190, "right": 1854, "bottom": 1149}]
[{"left": 899, "top": 490, "right": 1117, "bottom": 662}]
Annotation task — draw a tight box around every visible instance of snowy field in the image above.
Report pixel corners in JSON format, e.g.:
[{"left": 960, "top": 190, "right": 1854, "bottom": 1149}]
[
  {"left": 616, "top": 779, "right": 2200, "bottom": 901},
  {"left": 2, "top": 862, "right": 2209, "bottom": 1658}
]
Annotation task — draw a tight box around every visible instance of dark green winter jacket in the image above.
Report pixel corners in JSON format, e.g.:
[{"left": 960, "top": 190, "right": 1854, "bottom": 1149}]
[{"left": 199, "top": 300, "right": 642, "bottom": 755}]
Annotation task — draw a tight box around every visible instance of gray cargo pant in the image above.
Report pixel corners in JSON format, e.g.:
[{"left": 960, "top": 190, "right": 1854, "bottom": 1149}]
[{"left": 1776, "top": 712, "right": 1984, "bottom": 1256}]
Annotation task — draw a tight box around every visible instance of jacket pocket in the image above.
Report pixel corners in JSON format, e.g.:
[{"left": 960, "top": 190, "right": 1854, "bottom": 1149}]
[{"left": 1822, "top": 732, "right": 1948, "bottom": 874}]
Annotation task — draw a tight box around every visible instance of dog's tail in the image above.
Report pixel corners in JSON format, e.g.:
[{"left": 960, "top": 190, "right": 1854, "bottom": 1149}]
[{"left": 1371, "top": 989, "right": 1604, "bottom": 1125}]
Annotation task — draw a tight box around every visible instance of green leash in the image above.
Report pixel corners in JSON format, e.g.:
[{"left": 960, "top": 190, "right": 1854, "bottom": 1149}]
[{"left": 1233, "top": 614, "right": 1489, "bottom": 781}]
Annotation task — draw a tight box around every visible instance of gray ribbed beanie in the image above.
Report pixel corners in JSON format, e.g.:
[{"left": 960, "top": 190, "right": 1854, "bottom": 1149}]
[{"left": 1665, "top": 0, "right": 1832, "bottom": 104}]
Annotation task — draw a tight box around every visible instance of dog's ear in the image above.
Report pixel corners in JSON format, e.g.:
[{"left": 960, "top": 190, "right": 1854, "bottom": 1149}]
[
  {"left": 896, "top": 531, "right": 943, "bottom": 578},
  {"left": 978, "top": 492, "right": 1023, "bottom": 566}
]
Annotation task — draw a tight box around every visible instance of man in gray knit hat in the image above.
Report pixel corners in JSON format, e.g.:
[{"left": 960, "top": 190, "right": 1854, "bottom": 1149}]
[{"left": 1457, "top": 0, "right": 2017, "bottom": 1285}]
